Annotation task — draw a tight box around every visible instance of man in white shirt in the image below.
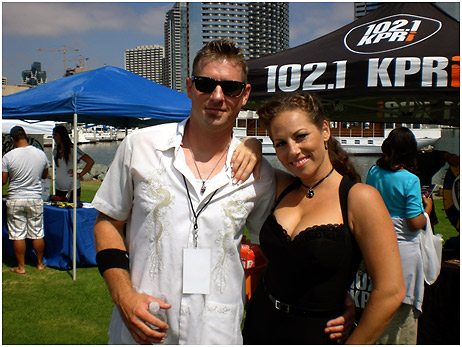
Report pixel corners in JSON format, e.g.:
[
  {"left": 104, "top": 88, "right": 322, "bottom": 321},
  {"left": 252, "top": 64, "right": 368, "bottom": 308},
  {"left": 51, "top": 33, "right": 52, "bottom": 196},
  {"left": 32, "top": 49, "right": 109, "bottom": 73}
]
[
  {"left": 2, "top": 126, "right": 49, "bottom": 274},
  {"left": 92, "top": 39, "right": 350, "bottom": 344}
]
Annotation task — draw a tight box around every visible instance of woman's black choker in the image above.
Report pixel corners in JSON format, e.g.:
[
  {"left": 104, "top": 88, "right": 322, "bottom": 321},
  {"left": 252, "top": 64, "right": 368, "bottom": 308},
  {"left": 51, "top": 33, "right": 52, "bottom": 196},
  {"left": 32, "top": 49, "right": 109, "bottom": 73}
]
[{"left": 301, "top": 167, "right": 335, "bottom": 199}]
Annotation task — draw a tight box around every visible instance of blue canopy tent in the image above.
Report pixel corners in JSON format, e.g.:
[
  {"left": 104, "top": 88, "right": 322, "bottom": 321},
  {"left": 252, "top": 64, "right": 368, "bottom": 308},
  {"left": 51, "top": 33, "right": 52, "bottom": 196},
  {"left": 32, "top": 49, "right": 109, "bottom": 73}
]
[
  {"left": 2, "top": 65, "right": 191, "bottom": 127},
  {"left": 2, "top": 66, "right": 191, "bottom": 279}
]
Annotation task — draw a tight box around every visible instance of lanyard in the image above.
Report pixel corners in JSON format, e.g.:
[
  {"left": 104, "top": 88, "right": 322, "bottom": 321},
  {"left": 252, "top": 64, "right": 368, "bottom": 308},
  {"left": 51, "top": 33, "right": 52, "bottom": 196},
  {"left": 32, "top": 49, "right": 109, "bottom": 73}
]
[{"left": 182, "top": 175, "right": 218, "bottom": 248}]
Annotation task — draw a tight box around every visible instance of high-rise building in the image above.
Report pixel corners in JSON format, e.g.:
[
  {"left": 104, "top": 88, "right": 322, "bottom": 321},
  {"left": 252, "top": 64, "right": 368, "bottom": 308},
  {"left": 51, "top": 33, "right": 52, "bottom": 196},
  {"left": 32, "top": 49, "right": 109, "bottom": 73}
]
[
  {"left": 164, "top": 3, "right": 188, "bottom": 93},
  {"left": 22, "top": 61, "right": 47, "bottom": 86},
  {"left": 354, "top": 2, "right": 460, "bottom": 21},
  {"left": 434, "top": 2, "right": 460, "bottom": 21},
  {"left": 354, "top": 2, "right": 382, "bottom": 19},
  {"left": 248, "top": 3, "right": 289, "bottom": 59},
  {"left": 164, "top": 2, "right": 289, "bottom": 92},
  {"left": 187, "top": 2, "right": 251, "bottom": 70},
  {"left": 124, "top": 45, "right": 165, "bottom": 84}
]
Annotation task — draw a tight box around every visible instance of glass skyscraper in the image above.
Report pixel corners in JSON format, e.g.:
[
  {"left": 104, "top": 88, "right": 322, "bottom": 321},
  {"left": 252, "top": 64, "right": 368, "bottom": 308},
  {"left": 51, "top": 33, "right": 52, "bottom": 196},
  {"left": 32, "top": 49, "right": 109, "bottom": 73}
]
[
  {"left": 164, "top": 2, "right": 188, "bottom": 93},
  {"left": 164, "top": 2, "right": 289, "bottom": 92},
  {"left": 354, "top": 2, "right": 460, "bottom": 21}
]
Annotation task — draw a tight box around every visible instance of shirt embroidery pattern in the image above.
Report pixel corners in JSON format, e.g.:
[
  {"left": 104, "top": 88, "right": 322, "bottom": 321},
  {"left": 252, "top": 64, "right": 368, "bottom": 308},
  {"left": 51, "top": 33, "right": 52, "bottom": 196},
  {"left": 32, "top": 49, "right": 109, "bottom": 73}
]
[
  {"left": 144, "top": 168, "right": 174, "bottom": 278},
  {"left": 206, "top": 303, "right": 237, "bottom": 315},
  {"left": 213, "top": 191, "right": 250, "bottom": 293}
]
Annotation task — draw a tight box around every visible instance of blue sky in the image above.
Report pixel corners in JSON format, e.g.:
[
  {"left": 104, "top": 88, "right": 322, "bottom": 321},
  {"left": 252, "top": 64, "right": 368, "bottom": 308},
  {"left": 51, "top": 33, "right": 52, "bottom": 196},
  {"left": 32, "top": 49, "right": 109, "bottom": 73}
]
[{"left": 2, "top": 2, "right": 354, "bottom": 85}]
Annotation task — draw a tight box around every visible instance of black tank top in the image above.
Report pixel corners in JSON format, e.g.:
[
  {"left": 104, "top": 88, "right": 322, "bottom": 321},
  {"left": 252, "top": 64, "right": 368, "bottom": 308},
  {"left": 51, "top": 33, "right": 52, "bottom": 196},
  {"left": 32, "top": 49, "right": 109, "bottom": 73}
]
[{"left": 259, "top": 176, "right": 362, "bottom": 312}]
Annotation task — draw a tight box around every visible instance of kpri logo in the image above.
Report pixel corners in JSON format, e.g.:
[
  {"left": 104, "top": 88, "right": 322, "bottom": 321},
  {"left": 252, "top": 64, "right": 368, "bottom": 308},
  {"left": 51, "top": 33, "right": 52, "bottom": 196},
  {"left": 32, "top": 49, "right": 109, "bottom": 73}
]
[{"left": 344, "top": 14, "right": 442, "bottom": 54}]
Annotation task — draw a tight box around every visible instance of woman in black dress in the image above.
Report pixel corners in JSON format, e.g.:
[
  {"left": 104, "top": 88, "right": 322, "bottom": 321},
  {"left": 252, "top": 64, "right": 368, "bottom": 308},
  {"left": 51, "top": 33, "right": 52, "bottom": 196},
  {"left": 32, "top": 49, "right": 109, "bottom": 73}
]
[{"left": 242, "top": 93, "right": 405, "bottom": 344}]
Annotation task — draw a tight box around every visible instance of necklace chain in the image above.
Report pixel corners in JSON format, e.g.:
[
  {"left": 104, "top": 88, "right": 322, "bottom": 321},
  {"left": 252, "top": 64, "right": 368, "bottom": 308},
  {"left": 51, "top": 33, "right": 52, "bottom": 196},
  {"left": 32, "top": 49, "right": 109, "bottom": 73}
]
[
  {"left": 190, "top": 142, "right": 230, "bottom": 194},
  {"left": 301, "top": 167, "right": 335, "bottom": 199}
]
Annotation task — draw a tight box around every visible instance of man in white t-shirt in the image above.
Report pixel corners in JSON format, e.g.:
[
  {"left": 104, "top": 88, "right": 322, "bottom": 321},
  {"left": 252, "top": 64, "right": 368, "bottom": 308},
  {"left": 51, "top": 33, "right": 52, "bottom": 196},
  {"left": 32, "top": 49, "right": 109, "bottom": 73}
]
[
  {"left": 92, "top": 39, "right": 351, "bottom": 344},
  {"left": 2, "top": 126, "right": 49, "bottom": 274}
]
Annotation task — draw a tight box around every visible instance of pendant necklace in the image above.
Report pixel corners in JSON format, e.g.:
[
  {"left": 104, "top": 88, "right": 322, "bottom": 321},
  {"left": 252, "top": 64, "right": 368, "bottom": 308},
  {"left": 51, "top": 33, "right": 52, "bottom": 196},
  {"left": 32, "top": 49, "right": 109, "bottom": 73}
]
[
  {"left": 301, "top": 167, "right": 334, "bottom": 199},
  {"left": 190, "top": 143, "right": 230, "bottom": 194}
]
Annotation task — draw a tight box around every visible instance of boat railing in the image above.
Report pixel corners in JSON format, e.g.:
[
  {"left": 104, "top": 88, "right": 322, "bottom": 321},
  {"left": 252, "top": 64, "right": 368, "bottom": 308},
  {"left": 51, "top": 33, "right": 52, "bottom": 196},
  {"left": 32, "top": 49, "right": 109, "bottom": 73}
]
[
  {"left": 246, "top": 128, "right": 269, "bottom": 137},
  {"left": 331, "top": 128, "right": 384, "bottom": 138}
]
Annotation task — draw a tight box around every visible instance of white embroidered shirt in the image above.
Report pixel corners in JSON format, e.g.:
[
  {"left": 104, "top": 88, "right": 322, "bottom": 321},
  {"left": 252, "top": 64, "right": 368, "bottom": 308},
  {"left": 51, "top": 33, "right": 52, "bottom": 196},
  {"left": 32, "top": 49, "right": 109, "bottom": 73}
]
[{"left": 92, "top": 119, "right": 276, "bottom": 344}]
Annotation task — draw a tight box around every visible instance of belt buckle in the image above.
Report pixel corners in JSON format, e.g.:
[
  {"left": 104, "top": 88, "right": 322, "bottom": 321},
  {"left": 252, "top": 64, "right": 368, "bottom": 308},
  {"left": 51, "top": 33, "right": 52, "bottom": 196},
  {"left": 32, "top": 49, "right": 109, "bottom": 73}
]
[{"left": 274, "top": 299, "right": 290, "bottom": 313}]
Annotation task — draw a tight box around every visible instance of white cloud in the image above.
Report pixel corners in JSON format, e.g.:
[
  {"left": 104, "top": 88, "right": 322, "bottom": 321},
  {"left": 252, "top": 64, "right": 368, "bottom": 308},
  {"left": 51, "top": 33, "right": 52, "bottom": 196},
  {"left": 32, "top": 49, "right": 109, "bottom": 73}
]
[
  {"left": 137, "top": 6, "right": 172, "bottom": 35},
  {"left": 289, "top": 2, "right": 354, "bottom": 47},
  {"left": 2, "top": 2, "right": 171, "bottom": 37}
]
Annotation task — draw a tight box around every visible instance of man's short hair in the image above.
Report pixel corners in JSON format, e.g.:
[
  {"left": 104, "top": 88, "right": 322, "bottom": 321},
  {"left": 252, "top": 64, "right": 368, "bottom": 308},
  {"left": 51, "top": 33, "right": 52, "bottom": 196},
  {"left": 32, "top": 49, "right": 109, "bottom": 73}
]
[
  {"left": 192, "top": 38, "right": 248, "bottom": 82},
  {"left": 9, "top": 126, "right": 27, "bottom": 140}
]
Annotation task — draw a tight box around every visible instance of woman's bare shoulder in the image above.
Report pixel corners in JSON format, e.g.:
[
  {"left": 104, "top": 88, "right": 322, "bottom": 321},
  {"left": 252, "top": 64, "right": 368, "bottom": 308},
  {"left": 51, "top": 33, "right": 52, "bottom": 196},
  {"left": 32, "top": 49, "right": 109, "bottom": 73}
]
[
  {"left": 274, "top": 169, "right": 296, "bottom": 196},
  {"left": 348, "top": 183, "right": 386, "bottom": 210}
]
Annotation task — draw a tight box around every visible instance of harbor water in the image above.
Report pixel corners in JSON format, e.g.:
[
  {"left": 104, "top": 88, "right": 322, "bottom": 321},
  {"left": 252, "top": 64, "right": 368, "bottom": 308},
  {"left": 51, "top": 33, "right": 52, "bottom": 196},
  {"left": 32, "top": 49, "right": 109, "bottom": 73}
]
[{"left": 45, "top": 128, "right": 459, "bottom": 185}]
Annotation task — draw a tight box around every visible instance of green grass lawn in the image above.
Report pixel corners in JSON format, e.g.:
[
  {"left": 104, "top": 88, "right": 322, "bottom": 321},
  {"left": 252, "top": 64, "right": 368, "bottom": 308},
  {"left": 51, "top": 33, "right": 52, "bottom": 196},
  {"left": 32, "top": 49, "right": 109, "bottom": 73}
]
[
  {"left": 3, "top": 181, "right": 113, "bottom": 344},
  {"left": 2, "top": 260, "right": 113, "bottom": 344},
  {"left": 2, "top": 181, "right": 459, "bottom": 344}
]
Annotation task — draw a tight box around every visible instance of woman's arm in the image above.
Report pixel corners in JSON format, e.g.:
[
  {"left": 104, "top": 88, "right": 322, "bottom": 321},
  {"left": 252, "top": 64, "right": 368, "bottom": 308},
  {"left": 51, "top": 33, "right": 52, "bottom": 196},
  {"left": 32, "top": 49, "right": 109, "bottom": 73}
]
[
  {"left": 346, "top": 184, "right": 405, "bottom": 344},
  {"left": 406, "top": 195, "right": 432, "bottom": 231},
  {"left": 77, "top": 154, "right": 95, "bottom": 179},
  {"left": 231, "top": 137, "right": 262, "bottom": 183}
]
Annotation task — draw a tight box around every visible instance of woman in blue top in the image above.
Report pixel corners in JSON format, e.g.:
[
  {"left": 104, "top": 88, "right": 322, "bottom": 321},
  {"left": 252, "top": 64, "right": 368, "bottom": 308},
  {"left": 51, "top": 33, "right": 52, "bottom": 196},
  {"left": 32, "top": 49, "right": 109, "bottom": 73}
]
[{"left": 367, "top": 127, "right": 432, "bottom": 344}]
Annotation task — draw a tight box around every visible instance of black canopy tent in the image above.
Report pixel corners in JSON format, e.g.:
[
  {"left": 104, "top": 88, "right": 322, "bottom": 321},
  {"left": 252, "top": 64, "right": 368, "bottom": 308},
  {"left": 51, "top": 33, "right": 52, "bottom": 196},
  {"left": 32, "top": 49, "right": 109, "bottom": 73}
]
[{"left": 247, "top": 3, "right": 459, "bottom": 126}]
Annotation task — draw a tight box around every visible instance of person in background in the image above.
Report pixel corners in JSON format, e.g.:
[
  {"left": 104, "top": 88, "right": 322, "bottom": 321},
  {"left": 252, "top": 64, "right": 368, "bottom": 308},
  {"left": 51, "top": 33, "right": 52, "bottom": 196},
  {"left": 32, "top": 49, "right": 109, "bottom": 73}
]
[
  {"left": 2, "top": 126, "right": 49, "bottom": 274},
  {"left": 367, "top": 127, "right": 433, "bottom": 344},
  {"left": 241, "top": 93, "right": 404, "bottom": 344},
  {"left": 52, "top": 125, "right": 94, "bottom": 201},
  {"left": 416, "top": 146, "right": 459, "bottom": 226},
  {"left": 91, "top": 39, "right": 352, "bottom": 345}
]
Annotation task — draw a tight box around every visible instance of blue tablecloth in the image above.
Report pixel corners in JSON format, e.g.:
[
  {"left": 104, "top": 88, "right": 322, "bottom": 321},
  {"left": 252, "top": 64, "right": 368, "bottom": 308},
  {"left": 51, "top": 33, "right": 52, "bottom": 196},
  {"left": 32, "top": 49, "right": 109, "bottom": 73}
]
[{"left": 2, "top": 200, "right": 98, "bottom": 270}]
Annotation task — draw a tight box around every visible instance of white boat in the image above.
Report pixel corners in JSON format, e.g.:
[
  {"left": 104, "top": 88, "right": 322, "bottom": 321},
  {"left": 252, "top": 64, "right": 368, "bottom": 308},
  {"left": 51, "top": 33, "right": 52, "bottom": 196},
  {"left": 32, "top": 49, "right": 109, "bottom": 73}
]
[
  {"left": 80, "top": 125, "right": 118, "bottom": 142},
  {"left": 43, "top": 125, "right": 118, "bottom": 145},
  {"left": 43, "top": 126, "right": 91, "bottom": 146},
  {"left": 116, "top": 127, "right": 137, "bottom": 140},
  {"left": 331, "top": 122, "right": 441, "bottom": 155},
  {"left": 235, "top": 110, "right": 441, "bottom": 156}
]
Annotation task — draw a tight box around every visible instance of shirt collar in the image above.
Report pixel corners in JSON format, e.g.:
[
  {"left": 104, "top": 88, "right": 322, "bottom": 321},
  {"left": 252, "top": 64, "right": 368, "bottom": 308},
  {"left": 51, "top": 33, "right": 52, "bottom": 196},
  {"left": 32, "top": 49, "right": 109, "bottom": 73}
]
[
  {"left": 157, "top": 116, "right": 242, "bottom": 180},
  {"left": 155, "top": 117, "right": 188, "bottom": 153}
]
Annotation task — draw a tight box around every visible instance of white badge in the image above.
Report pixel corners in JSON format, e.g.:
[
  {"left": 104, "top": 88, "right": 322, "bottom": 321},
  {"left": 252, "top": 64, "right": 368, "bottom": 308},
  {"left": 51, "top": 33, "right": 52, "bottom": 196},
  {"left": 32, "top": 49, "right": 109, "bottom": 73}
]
[{"left": 183, "top": 248, "right": 211, "bottom": 294}]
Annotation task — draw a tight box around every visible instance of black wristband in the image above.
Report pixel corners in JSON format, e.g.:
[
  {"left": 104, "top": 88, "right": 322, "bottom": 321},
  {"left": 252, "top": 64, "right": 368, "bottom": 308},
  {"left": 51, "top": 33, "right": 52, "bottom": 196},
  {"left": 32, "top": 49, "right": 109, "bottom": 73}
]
[{"left": 96, "top": 248, "right": 130, "bottom": 276}]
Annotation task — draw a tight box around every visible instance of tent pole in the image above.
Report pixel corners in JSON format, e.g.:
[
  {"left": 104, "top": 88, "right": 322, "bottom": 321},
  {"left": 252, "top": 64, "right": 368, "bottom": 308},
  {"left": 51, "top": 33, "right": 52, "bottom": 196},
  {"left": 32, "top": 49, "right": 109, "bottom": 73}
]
[
  {"left": 51, "top": 139, "right": 56, "bottom": 195},
  {"left": 73, "top": 113, "right": 78, "bottom": 280}
]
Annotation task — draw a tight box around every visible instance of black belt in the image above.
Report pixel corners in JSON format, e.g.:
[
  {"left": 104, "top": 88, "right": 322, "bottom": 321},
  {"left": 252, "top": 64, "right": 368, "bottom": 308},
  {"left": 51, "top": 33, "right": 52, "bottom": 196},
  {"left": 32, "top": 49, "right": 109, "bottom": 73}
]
[{"left": 261, "top": 278, "right": 340, "bottom": 318}]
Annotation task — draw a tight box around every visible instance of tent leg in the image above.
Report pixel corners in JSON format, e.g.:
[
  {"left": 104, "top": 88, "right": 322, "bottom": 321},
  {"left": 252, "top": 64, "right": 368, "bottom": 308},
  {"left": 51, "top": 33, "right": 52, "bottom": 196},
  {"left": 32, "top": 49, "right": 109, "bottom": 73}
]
[{"left": 73, "top": 113, "right": 78, "bottom": 281}]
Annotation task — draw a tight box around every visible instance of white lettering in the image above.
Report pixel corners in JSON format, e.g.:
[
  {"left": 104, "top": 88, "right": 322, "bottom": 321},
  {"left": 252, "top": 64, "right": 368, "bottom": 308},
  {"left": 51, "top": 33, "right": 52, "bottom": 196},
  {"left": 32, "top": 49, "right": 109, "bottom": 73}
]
[
  {"left": 357, "top": 34, "right": 376, "bottom": 46},
  {"left": 389, "top": 31, "right": 408, "bottom": 42},
  {"left": 349, "top": 289, "right": 361, "bottom": 307},
  {"left": 368, "top": 58, "right": 393, "bottom": 87},
  {"left": 395, "top": 57, "right": 421, "bottom": 87},
  {"left": 373, "top": 32, "right": 392, "bottom": 43},
  {"left": 302, "top": 63, "right": 326, "bottom": 90},
  {"left": 349, "top": 289, "right": 372, "bottom": 308},
  {"left": 373, "top": 21, "right": 391, "bottom": 34},
  {"left": 361, "top": 291, "right": 371, "bottom": 308},
  {"left": 265, "top": 65, "right": 278, "bottom": 92},
  {"left": 422, "top": 57, "right": 448, "bottom": 87},
  {"left": 278, "top": 64, "right": 301, "bottom": 92},
  {"left": 334, "top": 60, "right": 347, "bottom": 89}
]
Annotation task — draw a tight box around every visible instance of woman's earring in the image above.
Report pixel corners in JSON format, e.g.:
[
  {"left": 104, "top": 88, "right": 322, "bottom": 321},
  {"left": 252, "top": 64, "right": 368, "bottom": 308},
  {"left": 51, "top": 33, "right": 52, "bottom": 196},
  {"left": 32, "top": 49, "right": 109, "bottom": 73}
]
[{"left": 325, "top": 142, "right": 328, "bottom": 150}]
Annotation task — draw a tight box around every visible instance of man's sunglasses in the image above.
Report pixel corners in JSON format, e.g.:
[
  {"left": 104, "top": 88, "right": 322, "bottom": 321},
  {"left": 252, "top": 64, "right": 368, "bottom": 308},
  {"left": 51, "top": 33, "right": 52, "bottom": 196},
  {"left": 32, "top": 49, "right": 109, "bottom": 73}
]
[{"left": 192, "top": 76, "right": 246, "bottom": 97}]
